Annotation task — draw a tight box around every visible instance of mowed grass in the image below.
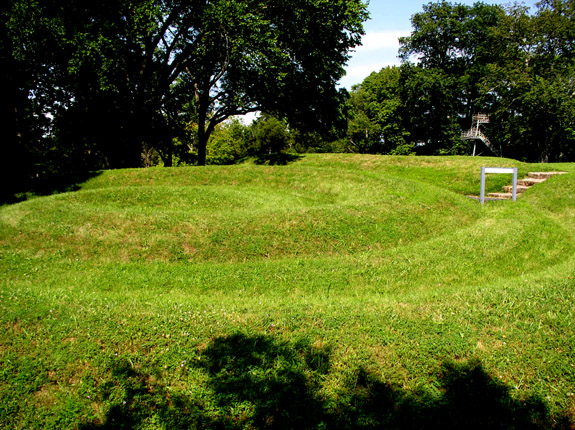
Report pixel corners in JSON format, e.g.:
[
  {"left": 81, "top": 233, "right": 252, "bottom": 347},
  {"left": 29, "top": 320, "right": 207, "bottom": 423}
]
[{"left": 1, "top": 154, "right": 574, "bottom": 429}]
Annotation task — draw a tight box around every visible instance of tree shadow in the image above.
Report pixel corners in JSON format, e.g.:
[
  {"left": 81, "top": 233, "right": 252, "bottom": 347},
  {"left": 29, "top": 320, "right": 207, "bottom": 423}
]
[
  {"left": 1, "top": 169, "right": 102, "bottom": 205},
  {"left": 197, "top": 334, "right": 571, "bottom": 429},
  {"left": 80, "top": 333, "right": 573, "bottom": 429},
  {"left": 251, "top": 153, "right": 303, "bottom": 165},
  {"left": 332, "top": 359, "right": 571, "bottom": 430},
  {"left": 196, "top": 333, "right": 329, "bottom": 429},
  {"left": 78, "top": 357, "right": 207, "bottom": 429}
]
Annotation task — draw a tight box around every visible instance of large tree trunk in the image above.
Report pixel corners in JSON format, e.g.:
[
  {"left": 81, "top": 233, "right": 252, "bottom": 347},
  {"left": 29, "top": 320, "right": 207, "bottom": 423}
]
[
  {"left": 163, "top": 152, "right": 173, "bottom": 167},
  {"left": 197, "top": 133, "right": 208, "bottom": 166},
  {"left": 197, "top": 112, "right": 208, "bottom": 166},
  {"left": 157, "top": 146, "right": 173, "bottom": 167},
  {"left": 196, "top": 93, "right": 210, "bottom": 166}
]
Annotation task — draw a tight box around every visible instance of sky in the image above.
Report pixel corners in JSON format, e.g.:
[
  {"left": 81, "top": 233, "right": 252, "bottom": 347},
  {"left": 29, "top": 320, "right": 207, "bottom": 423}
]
[{"left": 339, "top": 0, "right": 540, "bottom": 89}]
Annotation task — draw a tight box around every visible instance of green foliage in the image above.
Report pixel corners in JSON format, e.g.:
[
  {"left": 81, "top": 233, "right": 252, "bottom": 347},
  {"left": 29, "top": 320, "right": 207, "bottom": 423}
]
[
  {"left": 481, "top": 0, "right": 575, "bottom": 162},
  {"left": 3, "top": 0, "right": 368, "bottom": 177},
  {"left": 347, "top": 67, "right": 411, "bottom": 154},
  {"left": 205, "top": 115, "right": 295, "bottom": 164},
  {"left": 248, "top": 114, "right": 291, "bottom": 155},
  {"left": 398, "top": 1, "right": 505, "bottom": 155},
  {"left": 207, "top": 118, "right": 250, "bottom": 165},
  {"left": 346, "top": 2, "right": 507, "bottom": 156},
  {"left": 205, "top": 114, "right": 339, "bottom": 164},
  {"left": 347, "top": 0, "right": 575, "bottom": 161}
]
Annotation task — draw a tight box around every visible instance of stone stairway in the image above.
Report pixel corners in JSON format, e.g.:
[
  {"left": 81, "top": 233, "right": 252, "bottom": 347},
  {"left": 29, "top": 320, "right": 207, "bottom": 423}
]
[{"left": 487, "top": 172, "right": 567, "bottom": 200}]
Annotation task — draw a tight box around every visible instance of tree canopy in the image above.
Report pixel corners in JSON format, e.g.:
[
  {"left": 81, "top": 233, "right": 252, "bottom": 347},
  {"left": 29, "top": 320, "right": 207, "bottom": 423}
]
[
  {"left": 5, "top": 0, "right": 575, "bottom": 203},
  {"left": 2, "top": 0, "right": 367, "bottom": 199},
  {"left": 348, "top": 0, "right": 575, "bottom": 161}
]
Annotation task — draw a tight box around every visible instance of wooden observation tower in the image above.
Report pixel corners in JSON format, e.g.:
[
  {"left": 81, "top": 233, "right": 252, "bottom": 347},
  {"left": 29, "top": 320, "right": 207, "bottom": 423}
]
[{"left": 461, "top": 113, "right": 499, "bottom": 156}]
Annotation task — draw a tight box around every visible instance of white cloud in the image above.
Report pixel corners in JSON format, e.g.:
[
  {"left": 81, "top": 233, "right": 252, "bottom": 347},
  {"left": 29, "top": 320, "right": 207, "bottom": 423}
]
[
  {"left": 339, "top": 30, "right": 411, "bottom": 89},
  {"left": 340, "top": 61, "right": 397, "bottom": 89},
  {"left": 355, "top": 31, "right": 409, "bottom": 52}
]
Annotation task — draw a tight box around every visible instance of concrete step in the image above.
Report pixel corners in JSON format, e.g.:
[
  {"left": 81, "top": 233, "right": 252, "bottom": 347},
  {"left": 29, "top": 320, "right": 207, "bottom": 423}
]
[
  {"left": 528, "top": 172, "right": 568, "bottom": 179},
  {"left": 488, "top": 192, "right": 513, "bottom": 199},
  {"left": 503, "top": 185, "right": 530, "bottom": 193},
  {"left": 474, "top": 171, "right": 567, "bottom": 203},
  {"left": 518, "top": 178, "right": 546, "bottom": 186}
]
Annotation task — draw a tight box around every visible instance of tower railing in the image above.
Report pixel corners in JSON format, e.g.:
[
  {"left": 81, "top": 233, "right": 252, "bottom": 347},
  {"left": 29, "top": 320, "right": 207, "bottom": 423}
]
[{"left": 461, "top": 113, "right": 499, "bottom": 156}]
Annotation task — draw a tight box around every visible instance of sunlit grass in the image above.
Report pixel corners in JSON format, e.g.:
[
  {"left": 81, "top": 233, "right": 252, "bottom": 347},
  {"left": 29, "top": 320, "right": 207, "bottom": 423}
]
[{"left": 1, "top": 154, "right": 574, "bottom": 428}]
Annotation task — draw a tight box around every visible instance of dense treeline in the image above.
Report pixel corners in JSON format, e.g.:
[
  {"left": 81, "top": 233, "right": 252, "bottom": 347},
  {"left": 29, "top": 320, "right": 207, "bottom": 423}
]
[
  {"left": 213, "top": 0, "right": 575, "bottom": 162},
  {"left": 2, "top": 0, "right": 575, "bottom": 202},
  {"left": 1, "top": 0, "right": 366, "bottom": 201},
  {"left": 349, "top": 0, "right": 575, "bottom": 161}
]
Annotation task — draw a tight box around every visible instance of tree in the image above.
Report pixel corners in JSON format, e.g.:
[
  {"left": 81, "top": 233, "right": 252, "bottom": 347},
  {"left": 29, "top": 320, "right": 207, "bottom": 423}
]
[
  {"left": 207, "top": 118, "right": 250, "bottom": 164},
  {"left": 186, "top": 0, "right": 368, "bottom": 165},
  {"left": 398, "top": 64, "right": 469, "bottom": 155},
  {"left": 1, "top": 3, "right": 34, "bottom": 201},
  {"left": 249, "top": 114, "right": 291, "bottom": 155},
  {"left": 2, "top": 0, "right": 94, "bottom": 200},
  {"left": 395, "top": 0, "right": 575, "bottom": 161},
  {"left": 5, "top": 0, "right": 368, "bottom": 172},
  {"left": 398, "top": 1, "right": 505, "bottom": 155},
  {"left": 347, "top": 66, "right": 411, "bottom": 154},
  {"left": 481, "top": 0, "right": 575, "bottom": 161}
]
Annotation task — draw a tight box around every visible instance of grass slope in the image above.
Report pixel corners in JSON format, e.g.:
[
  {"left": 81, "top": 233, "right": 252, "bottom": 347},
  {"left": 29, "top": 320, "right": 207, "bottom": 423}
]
[{"left": 1, "top": 154, "right": 574, "bottom": 429}]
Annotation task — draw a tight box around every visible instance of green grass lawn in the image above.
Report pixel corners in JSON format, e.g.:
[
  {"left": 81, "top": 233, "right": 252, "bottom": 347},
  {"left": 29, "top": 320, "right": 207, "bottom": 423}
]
[{"left": 1, "top": 154, "right": 574, "bottom": 429}]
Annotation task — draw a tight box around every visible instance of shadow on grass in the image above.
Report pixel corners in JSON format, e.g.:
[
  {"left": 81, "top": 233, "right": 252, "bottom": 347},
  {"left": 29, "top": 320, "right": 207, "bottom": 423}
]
[
  {"left": 197, "top": 333, "right": 329, "bottom": 429},
  {"left": 251, "top": 153, "right": 303, "bottom": 166},
  {"left": 1, "top": 170, "right": 102, "bottom": 205},
  {"left": 81, "top": 333, "right": 573, "bottom": 429},
  {"left": 78, "top": 357, "right": 207, "bottom": 429}
]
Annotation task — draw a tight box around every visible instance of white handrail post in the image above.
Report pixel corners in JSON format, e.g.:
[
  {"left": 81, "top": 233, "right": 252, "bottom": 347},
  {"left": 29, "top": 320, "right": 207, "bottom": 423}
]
[
  {"left": 512, "top": 168, "right": 518, "bottom": 201},
  {"left": 480, "top": 167, "right": 517, "bottom": 204},
  {"left": 480, "top": 166, "right": 486, "bottom": 205}
]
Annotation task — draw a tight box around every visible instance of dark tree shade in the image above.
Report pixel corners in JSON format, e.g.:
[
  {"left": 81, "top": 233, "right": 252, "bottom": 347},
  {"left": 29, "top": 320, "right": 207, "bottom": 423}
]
[{"left": 3, "top": 0, "right": 368, "bottom": 176}]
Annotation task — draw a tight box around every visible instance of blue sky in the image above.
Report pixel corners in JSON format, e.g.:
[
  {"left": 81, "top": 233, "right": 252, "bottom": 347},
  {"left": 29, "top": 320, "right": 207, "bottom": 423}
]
[{"left": 339, "top": 0, "right": 540, "bottom": 89}]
